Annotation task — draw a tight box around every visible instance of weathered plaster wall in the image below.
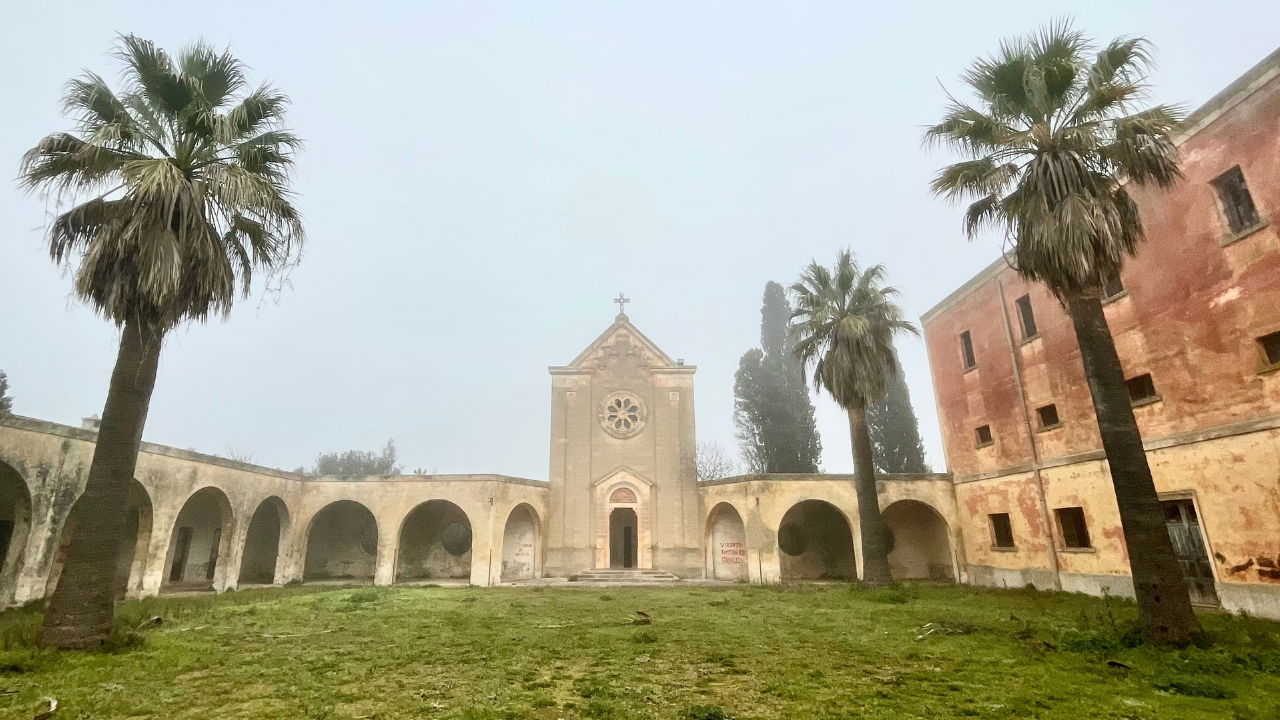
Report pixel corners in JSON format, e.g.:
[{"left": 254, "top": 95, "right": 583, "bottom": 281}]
[
  {"left": 922, "top": 50, "right": 1280, "bottom": 618},
  {"left": 0, "top": 416, "right": 549, "bottom": 605}
]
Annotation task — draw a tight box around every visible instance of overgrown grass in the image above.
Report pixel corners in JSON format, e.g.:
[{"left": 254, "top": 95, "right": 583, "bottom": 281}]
[{"left": 1, "top": 583, "right": 1278, "bottom": 719}]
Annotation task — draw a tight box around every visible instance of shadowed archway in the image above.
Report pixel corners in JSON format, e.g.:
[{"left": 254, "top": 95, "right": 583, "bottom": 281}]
[
  {"left": 303, "top": 500, "right": 378, "bottom": 581},
  {"left": 239, "top": 496, "right": 290, "bottom": 585},
  {"left": 47, "top": 480, "right": 153, "bottom": 599},
  {"left": 777, "top": 500, "right": 857, "bottom": 580},
  {"left": 163, "top": 487, "right": 233, "bottom": 591},
  {"left": 0, "top": 460, "right": 32, "bottom": 604},
  {"left": 882, "top": 500, "right": 954, "bottom": 581},
  {"left": 397, "top": 500, "right": 472, "bottom": 581}
]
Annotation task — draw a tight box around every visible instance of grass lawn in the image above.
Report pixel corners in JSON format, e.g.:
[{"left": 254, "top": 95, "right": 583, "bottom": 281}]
[{"left": 1, "top": 583, "right": 1278, "bottom": 719}]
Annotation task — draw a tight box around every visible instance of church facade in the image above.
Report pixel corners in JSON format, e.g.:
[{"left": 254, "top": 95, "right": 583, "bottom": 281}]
[{"left": 0, "top": 309, "right": 955, "bottom": 608}]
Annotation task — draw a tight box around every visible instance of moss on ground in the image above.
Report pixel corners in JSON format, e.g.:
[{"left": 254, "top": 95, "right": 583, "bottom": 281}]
[{"left": 1, "top": 583, "right": 1278, "bottom": 719}]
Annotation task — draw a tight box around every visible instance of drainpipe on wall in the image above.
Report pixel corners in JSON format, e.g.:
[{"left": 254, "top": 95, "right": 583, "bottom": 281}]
[{"left": 996, "top": 276, "right": 1062, "bottom": 592}]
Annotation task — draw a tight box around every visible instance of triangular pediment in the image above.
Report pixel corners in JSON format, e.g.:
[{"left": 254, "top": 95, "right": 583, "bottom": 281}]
[
  {"left": 593, "top": 465, "right": 654, "bottom": 488},
  {"left": 561, "top": 314, "right": 678, "bottom": 372}
]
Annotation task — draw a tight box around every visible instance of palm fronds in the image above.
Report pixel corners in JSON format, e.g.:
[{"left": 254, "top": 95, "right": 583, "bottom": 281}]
[
  {"left": 926, "top": 20, "right": 1183, "bottom": 297},
  {"left": 19, "top": 34, "right": 304, "bottom": 330},
  {"left": 788, "top": 250, "right": 917, "bottom": 410}
]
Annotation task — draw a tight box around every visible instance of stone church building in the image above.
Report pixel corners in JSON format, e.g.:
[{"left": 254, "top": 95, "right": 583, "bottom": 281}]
[{"left": 0, "top": 309, "right": 956, "bottom": 608}]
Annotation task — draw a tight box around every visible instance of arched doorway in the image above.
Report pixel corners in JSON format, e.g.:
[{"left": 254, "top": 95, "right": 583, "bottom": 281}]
[
  {"left": 163, "top": 486, "right": 233, "bottom": 591},
  {"left": 777, "top": 500, "right": 856, "bottom": 580},
  {"left": 705, "top": 503, "right": 747, "bottom": 580},
  {"left": 882, "top": 500, "right": 954, "bottom": 580},
  {"left": 0, "top": 460, "right": 32, "bottom": 604},
  {"left": 606, "top": 485, "right": 639, "bottom": 569},
  {"left": 397, "top": 500, "right": 472, "bottom": 581},
  {"left": 500, "top": 504, "right": 540, "bottom": 581},
  {"left": 46, "top": 481, "right": 152, "bottom": 599},
  {"left": 239, "top": 496, "right": 289, "bottom": 585},
  {"left": 303, "top": 501, "right": 378, "bottom": 581}
]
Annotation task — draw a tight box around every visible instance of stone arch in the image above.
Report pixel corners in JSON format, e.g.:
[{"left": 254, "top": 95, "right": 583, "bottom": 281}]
[
  {"left": 0, "top": 460, "right": 32, "bottom": 604},
  {"left": 500, "top": 503, "right": 540, "bottom": 581},
  {"left": 163, "top": 486, "right": 234, "bottom": 591},
  {"left": 882, "top": 499, "right": 955, "bottom": 580},
  {"left": 303, "top": 500, "right": 378, "bottom": 581},
  {"left": 239, "top": 496, "right": 290, "bottom": 585},
  {"left": 605, "top": 481, "right": 641, "bottom": 570},
  {"left": 46, "top": 480, "right": 154, "bottom": 599},
  {"left": 777, "top": 500, "right": 857, "bottom": 580},
  {"left": 397, "top": 500, "right": 472, "bottom": 581},
  {"left": 705, "top": 502, "right": 747, "bottom": 581}
]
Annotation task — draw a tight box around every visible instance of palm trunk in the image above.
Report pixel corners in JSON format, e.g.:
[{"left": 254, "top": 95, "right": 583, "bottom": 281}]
[
  {"left": 848, "top": 405, "right": 891, "bottom": 584},
  {"left": 38, "top": 320, "right": 162, "bottom": 650},
  {"left": 1065, "top": 296, "right": 1200, "bottom": 646}
]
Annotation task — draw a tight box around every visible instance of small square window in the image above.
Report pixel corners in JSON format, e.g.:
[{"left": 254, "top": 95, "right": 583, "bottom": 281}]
[
  {"left": 1126, "top": 373, "right": 1159, "bottom": 404},
  {"left": 989, "top": 513, "right": 1015, "bottom": 548},
  {"left": 1036, "top": 404, "right": 1060, "bottom": 429},
  {"left": 1259, "top": 331, "right": 1280, "bottom": 367},
  {"left": 1211, "top": 166, "right": 1260, "bottom": 235},
  {"left": 1015, "top": 295, "right": 1038, "bottom": 339},
  {"left": 1103, "top": 273, "right": 1125, "bottom": 299},
  {"left": 960, "top": 330, "right": 976, "bottom": 370},
  {"left": 975, "top": 425, "right": 993, "bottom": 447},
  {"left": 1055, "top": 507, "right": 1092, "bottom": 549}
]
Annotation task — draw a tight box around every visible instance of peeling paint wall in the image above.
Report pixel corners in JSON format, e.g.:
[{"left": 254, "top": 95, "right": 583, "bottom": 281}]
[{"left": 923, "top": 51, "right": 1280, "bottom": 617}]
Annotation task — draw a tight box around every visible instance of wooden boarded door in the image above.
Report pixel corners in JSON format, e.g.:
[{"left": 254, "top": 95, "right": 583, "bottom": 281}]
[{"left": 1162, "top": 499, "right": 1219, "bottom": 606}]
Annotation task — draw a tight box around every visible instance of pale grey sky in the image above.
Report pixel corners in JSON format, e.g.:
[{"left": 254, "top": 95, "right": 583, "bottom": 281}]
[{"left": 2, "top": 1, "right": 1277, "bottom": 477}]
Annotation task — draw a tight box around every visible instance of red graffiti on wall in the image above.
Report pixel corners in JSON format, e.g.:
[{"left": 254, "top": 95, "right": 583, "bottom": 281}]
[{"left": 719, "top": 542, "right": 747, "bottom": 565}]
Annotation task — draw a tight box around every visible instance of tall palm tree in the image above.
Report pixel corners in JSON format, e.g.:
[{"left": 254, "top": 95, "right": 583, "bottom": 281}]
[
  {"left": 790, "top": 250, "right": 917, "bottom": 584},
  {"left": 22, "top": 36, "right": 304, "bottom": 649},
  {"left": 926, "top": 22, "right": 1199, "bottom": 645}
]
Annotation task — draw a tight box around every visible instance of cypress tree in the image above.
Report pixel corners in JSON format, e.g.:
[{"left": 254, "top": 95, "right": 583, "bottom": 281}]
[
  {"left": 865, "top": 347, "right": 928, "bottom": 473},
  {"left": 733, "top": 282, "right": 822, "bottom": 473}
]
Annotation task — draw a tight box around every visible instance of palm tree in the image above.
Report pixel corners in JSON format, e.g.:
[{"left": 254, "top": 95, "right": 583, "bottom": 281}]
[
  {"left": 790, "top": 250, "right": 917, "bottom": 584},
  {"left": 926, "top": 22, "right": 1199, "bottom": 645},
  {"left": 22, "top": 36, "right": 304, "bottom": 649}
]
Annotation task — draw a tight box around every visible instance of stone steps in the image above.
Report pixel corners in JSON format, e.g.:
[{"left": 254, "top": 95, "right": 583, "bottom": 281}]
[{"left": 569, "top": 569, "right": 682, "bottom": 584}]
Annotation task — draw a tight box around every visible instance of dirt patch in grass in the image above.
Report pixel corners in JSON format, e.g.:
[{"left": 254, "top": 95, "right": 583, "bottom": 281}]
[{"left": 0, "top": 584, "right": 1277, "bottom": 719}]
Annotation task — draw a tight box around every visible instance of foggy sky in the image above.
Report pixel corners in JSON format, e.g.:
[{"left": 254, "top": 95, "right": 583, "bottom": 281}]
[{"left": 2, "top": 1, "right": 1277, "bottom": 477}]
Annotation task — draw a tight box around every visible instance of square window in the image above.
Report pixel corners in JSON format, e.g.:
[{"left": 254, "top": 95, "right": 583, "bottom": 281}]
[
  {"left": 1126, "top": 373, "right": 1158, "bottom": 404},
  {"left": 989, "top": 513, "right": 1015, "bottom": 548},
  {"left": 1259, "top": 331, "right": 1280, "bottom": 366},
  {"left": 1211, "top": 166, "right": 1260, "bottom": 234},
  {"left": 1103, "top": 273, "right": 1125, "bottom": 299},
  {"left": 1015, "top": 295, "right": 1038, "bottom": 339},
  {"left": 960, "top": 330, "right": 976, "bottom": 370},
  {"left": 1055, "top": 507, "right": 1092, "bottom": 549},
  {"left": 1036, "top": 404, "right": 1060, "bottom": 429},
  {"left": 975, "top": 424, "right": 993, "bottom": 447}
]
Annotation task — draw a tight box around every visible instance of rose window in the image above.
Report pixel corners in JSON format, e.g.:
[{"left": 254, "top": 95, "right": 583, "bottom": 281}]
[
  {"left": 600, "top": 392, "right": 646, "bottom": 437},
  {"left": 606, "top": 397, "right": 640, "bottom": 430}
]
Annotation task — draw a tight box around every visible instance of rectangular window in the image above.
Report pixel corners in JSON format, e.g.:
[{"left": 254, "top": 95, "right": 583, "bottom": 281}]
[
  {"left": 1015, "top": 295, "right": 1038, "bottom": 339},
  {"left": 960, "top": 331, "right": 976, "bottom": 370},
  {"left": 1259, "top": 331, "right": 1280, "bottom": 367},
  {"left": 1126, "top": 373, "right": 1159, "bottom": 404},
  {"left": 1056, "top": 507, "right": 1092, "bottom": 549},
  {"left": 1103, "top": 273, "right": 1125, "bottom": 300},
  {"left": 1211, "top": 166, "right": 1260, "bottom": 234},
  {"left": 1036, "top": 404, "right": 1060, "bottom": 429},
  {"left": 975, "top": 424, "right": 993, "bottom": 447},
  {"left": 989, "top": 513, "right": 1015, "bottom": 548}
]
